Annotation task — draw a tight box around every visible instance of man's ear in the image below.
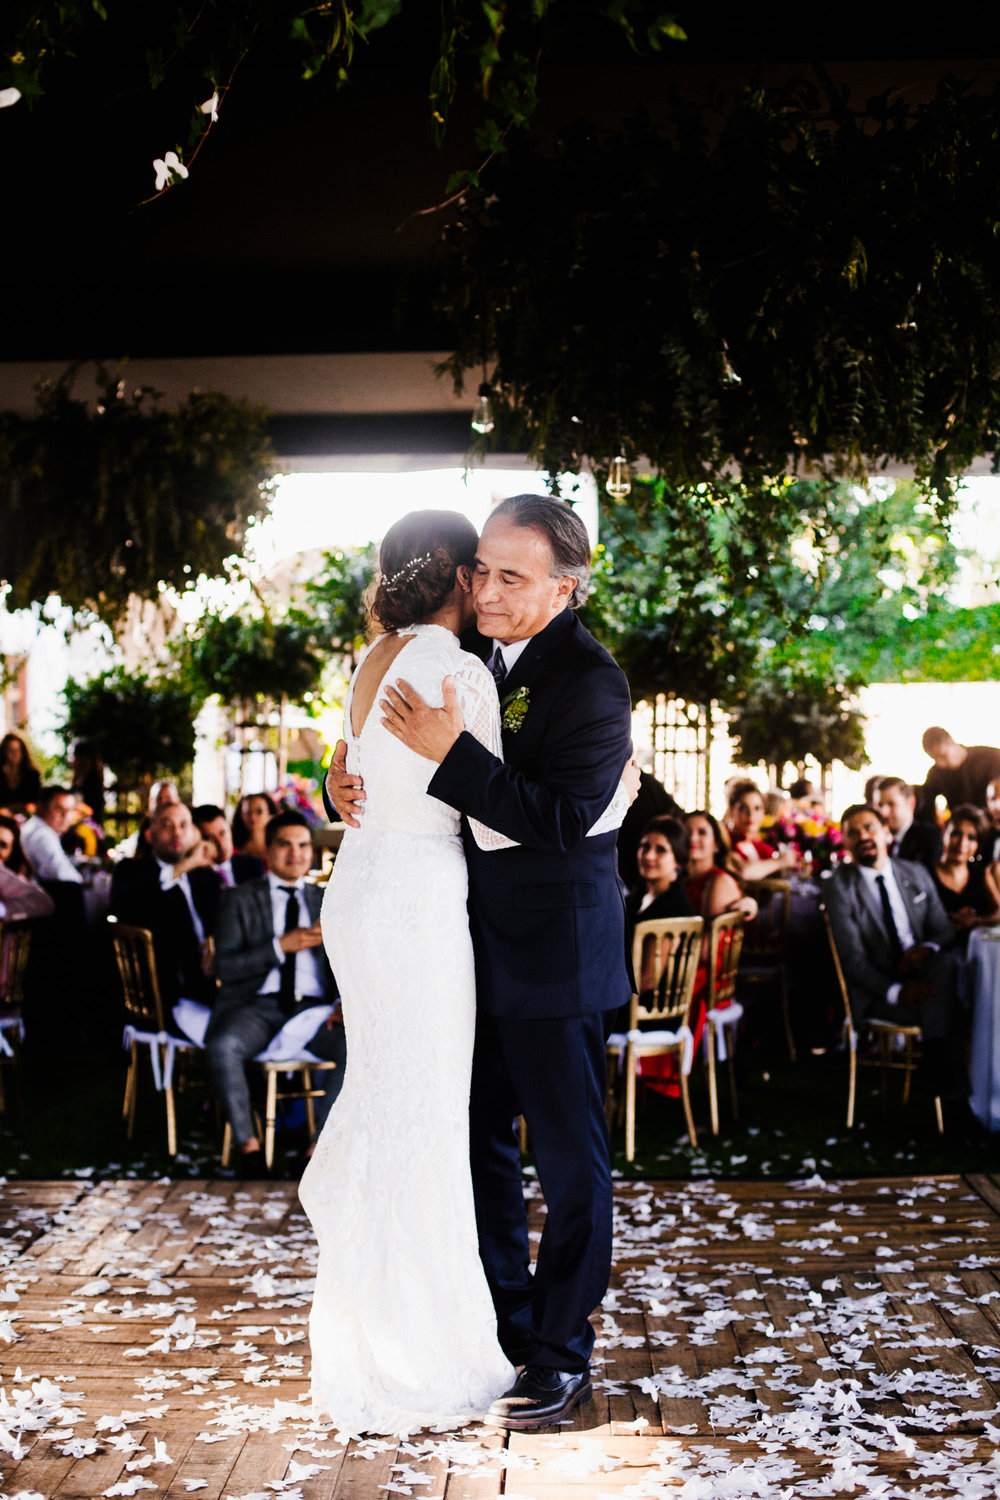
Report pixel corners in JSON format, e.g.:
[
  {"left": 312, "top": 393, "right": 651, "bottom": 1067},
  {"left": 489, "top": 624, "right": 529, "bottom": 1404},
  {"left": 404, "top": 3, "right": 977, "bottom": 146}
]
[{"left": 556, "top": 574, "right": 577, "bottom": 603}]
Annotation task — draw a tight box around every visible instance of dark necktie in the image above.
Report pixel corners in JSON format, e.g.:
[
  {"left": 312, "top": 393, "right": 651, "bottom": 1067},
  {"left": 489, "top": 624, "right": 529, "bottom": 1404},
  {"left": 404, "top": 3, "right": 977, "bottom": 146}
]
[
  {"left": 875, "top": 873, "right": 904, "bottom": 968},
  {"left": 491, "top": 648, "right": 507, "bottom": 690},
  {"left": 278, "top": 885, "right": 300, "bottom": 1014}
]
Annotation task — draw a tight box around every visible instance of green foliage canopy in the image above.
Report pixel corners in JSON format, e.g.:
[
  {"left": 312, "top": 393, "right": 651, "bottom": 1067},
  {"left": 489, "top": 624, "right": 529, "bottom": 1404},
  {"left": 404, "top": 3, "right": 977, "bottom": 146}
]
[
  {"left": 438, "top": 76, "right": 1000, "bottom": 504},
  {"left": 180, "top": 609, "right": 325, "bottom": 708},
  {"left": 0, "top": 366, "right": 275, "bottom": 633}
]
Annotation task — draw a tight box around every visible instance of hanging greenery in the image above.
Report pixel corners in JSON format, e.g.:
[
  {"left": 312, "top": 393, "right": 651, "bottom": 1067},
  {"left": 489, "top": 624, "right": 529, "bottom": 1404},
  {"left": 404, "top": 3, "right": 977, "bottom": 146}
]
[
  {"left": 180, "top": 609, "right": 325, "bottom": 709},
  {"left": 298, "top": 543, "right": 379, "bottom": 671},
  {"left": 62, "top": 666, "right": 201, "bottom": 791},
  {"left": 0, "top": 364, "right": 275, "bottom": 633},
  {"left": 436, "top": 75, "right": 1000, "bottom": 507}
]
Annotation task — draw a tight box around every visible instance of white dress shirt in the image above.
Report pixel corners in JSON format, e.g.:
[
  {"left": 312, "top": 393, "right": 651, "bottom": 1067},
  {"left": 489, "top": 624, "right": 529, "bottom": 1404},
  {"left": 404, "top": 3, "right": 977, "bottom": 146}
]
[
  {"left": 489, "top": 637, "right": 532, "bottom": 678},
  {"left": 257, "top": 872, "right": 325, "bottom": 1000},
  {"left": 19, "top": 817, "right": 83, "bottom": 884}
]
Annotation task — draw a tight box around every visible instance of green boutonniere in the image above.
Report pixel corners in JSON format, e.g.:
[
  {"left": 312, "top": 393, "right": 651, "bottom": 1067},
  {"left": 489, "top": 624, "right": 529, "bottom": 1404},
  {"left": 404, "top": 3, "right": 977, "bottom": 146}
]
[{"left": 500, "top": 684, "right": 530, "bottom": 732}]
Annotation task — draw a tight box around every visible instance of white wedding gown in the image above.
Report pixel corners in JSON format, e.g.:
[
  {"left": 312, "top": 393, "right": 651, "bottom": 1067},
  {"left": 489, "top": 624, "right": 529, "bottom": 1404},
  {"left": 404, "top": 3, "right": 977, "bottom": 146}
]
[{"left": 298, "top": 624, "right": 515, "bottom": 1434}]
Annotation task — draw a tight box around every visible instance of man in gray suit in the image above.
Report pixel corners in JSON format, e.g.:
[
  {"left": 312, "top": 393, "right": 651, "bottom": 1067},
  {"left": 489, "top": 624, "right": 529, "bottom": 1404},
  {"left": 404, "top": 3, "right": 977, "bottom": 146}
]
[
  {"left": 206, "top": 809, "right": 345, "bottom": 1175},
  {"left": 824, "top": 802, "right": 961, "bottom": 1093}
]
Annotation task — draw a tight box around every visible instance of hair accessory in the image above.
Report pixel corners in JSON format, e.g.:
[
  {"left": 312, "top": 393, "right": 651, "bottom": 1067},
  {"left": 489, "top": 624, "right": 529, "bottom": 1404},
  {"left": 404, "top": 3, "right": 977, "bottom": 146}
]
[{"left": 382, "top": 551, "right": 435, "bottom": 593}]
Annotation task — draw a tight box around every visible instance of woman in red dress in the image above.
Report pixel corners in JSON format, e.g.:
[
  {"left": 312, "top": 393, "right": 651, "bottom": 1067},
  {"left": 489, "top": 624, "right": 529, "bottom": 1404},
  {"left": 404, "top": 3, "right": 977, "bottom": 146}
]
[{"left": 725, "top": 780, "right": 798, "bottom": 881}]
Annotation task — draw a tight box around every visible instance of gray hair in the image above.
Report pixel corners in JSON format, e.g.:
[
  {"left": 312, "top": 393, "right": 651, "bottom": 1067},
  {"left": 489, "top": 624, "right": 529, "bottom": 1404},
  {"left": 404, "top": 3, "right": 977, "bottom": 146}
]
[{"left": 489, "top": 493, "right": 592, "bottom": 607}]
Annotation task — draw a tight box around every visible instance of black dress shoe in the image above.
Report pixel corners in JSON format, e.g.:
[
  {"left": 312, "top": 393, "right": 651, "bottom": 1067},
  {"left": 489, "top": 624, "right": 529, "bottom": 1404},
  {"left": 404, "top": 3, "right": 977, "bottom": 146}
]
[{"left": 487, "top": 1365, "right": 592, "bottom": 1430}]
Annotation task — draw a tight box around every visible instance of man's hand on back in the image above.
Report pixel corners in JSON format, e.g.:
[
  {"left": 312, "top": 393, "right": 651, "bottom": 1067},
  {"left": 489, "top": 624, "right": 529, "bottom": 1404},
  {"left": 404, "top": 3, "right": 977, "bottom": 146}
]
[{"left": 326, "top": 740, "right": 366, "bottom": 828}]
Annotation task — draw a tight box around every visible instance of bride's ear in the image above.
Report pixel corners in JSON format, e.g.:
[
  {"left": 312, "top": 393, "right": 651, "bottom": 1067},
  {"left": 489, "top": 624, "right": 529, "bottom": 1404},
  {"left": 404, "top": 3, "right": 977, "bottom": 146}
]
[{"left": 456, "top": 565, "right": 472, "bottom": 595}]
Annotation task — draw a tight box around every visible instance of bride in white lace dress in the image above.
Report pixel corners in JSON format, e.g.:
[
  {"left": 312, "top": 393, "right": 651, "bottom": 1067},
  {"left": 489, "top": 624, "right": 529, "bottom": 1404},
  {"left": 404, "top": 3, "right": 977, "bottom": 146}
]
[{"left": 299, "top": 511, "right": 515, "bottom": 1434}]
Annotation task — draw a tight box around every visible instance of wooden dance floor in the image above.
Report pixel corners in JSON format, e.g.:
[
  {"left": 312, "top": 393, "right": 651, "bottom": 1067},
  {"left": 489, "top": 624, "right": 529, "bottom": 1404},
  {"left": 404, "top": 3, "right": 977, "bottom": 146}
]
[{"left": 2, "top": 1174, "right": 1000, "bottom": 1498}]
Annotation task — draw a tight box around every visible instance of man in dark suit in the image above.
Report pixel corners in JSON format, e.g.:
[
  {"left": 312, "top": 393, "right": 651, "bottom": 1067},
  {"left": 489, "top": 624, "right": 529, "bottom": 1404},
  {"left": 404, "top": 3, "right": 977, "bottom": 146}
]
[
  {"left": 875, "top": 777, "right": 942, "bottom": 870},
  {"left": 206, "top": 810, "right": 344, "bottom": 1176},
  {"left": 917, "top": 727, "right": 1000, "bottom": 821},
  {"left": 110, "top": 801, "right": 221, "bottom": 1021},
  {"left": 336, "top": 494, "right": 634, "bottom": 1429},
  {"left": 824, "top": 802, "right": 961, "bottom": 1092},
  {"left": 193, "top": 804, "right": 264, "bottom": 886}
]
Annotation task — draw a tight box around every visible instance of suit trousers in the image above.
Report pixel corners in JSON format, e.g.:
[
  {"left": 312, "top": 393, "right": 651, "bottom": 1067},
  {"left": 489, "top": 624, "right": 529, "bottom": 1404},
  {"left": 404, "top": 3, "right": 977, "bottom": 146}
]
[
  {"left": 205, "top": 997, "right": 347, "bottom": 1146},
  {"left": 864, "top": 949, "right": 959, "bottom": 1041},
  {"left": 469, "top": 1007, "right": 615, "bottom": 1373}
]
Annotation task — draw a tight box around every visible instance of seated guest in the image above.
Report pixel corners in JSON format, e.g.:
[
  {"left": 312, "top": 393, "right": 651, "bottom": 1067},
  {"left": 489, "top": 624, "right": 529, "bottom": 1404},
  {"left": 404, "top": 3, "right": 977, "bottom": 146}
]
[
  {"left": 876, "top": 776, "right": 943, "bottom": 870},
  {"left": 984, "top": 776, "right": 1000, "bottom": 866},
  {"left": 0, "top": 861, "right": 55, "bottom": 921},
  {"left": 684, "top": 810, "right": 755, "bottom": 921},
  {"left": 616, "top": 770, "right": 684, "bottom": 886},
  {"left": 193, "top": 804, "right": 264, "bottom": 887},
  {"left": 725, "top": 780, "right": 798, "bottom": 880},
  {"left": 110, "top": 801, "right": 221, "bottom": 1024},
  {"left": 69, "top": 739, "right": 106, "bottom": 825},
  {"left": 231, "top": 792, "right": 279, "bottom": 864},
  {"left": 929, "top": 804, "right": 1000, "bottom": 938},
  {"left": 206, "top": 810, "right": 345, "bottom": 1177},
  {"left": 627, "top": 815, "right": 693, "bottom": 927},
  {"left": 19, "top": 788, "right": 83, "bottom": 885},
  {"left": 0, "top": 733, "right": 42, "bottom": 815},
  {"left": 824, "top": 803, "right": 962, "bottom": 1094},
  {"left": 0, "top": 815, "right": 33, "bottom": 879}
]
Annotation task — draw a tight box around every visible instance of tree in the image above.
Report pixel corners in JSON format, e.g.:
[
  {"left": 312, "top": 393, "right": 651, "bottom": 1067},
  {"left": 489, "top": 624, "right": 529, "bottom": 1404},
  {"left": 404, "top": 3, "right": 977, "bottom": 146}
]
[
  {"left": 437, "top": 76, "right": 1000, "bottom": 505},
  {"left": 0, "top": 365, "right": 275, "bottom": 634},
  {"left": 62, "top": 666, "right": 202, "bottom": 793},
  {"left": 298, "top": 543, "right": 379, "bottom": 673}
]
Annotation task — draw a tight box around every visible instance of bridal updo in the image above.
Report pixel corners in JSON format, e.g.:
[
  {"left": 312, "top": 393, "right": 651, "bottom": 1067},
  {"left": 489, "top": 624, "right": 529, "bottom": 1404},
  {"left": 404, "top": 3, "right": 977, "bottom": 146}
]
[{"left": 370, "top": 510, "right": 480, "bottom": 632}]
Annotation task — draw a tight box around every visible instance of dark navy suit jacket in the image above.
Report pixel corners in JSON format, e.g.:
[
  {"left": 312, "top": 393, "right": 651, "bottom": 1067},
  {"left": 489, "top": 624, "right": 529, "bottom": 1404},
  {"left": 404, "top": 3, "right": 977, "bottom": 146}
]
[{"left": 428, "top": 609, "right": 634, "bottom": 1020}]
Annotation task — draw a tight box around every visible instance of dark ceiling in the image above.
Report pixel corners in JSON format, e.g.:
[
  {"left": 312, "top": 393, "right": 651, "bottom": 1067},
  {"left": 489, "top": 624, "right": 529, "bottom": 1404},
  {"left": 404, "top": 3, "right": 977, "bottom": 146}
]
[{"left": 4, "top": 1, "right": 1000, "bottom": 363}]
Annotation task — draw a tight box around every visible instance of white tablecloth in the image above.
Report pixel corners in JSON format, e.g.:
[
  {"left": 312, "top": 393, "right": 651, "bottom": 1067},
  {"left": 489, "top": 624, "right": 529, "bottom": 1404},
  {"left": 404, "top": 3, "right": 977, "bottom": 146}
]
[{"left": 968, "top": 927, "right": 1000, "bottom": 1130}]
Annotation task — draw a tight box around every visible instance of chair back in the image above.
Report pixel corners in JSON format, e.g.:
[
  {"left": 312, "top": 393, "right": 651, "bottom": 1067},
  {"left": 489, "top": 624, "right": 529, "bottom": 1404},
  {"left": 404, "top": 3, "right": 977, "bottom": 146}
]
[
  {"left": 630, "top": 916, "right": 704, "bottom": 1028},
  {"left": 109, "top": 921, "right": 167, "bottom": 1033},
  {"left": 740, "top": 879, "right": 791, "bottom": 962},
  {"left": 706, "top": 910, "right": 745, "bottom": 1010},
  {"left": 822, "top": 907, "right": 854, "bottom": 1029},
  {"left": 0, "top": 922, "right": 32, "bottom": 1012}
]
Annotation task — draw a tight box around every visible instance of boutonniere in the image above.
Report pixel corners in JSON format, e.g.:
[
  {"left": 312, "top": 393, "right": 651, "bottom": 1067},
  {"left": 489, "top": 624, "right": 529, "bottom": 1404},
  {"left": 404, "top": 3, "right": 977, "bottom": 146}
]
[{"left": 500, "top": 684, "right": 530, "bottom": 732}]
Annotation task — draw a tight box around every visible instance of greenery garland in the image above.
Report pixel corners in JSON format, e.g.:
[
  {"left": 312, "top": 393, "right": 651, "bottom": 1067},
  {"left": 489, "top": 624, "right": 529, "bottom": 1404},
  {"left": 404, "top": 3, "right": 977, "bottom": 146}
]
[{"left": 436, "top": 75, "right": 1000, "bottom": 505}]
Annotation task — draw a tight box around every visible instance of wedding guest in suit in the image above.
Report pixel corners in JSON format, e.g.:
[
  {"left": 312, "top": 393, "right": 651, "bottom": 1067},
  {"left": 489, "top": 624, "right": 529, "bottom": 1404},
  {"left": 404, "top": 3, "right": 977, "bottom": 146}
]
[
  {"left": 232, "top": 792, "right": 279, "bottom": 863},
  {"left": 823, "top": 802, "right": 962, "bottom": 1094},
  {"left": 929, "top": 804, "right": 1000, "bottom": 940},
  {"left": 110, "top": 801, "right": 221, "bottom": 1023},
  {"left": 0, "top": 733, "right": 42, "bottom": 815},
  {"left": 876, "top": 776, "right": 943, "bottom": 870},
  {"left": 206, "top": 810, "right": 344, "bottom": 1178},
  {"left": 19, "top": 788, "right": 82, "bottom": 885},
  {"left": 193, "top": 804, "right": 264, "bottom": 887},
  {"left": 917, "top": 727, "right": 1000, "bottom": 820}
]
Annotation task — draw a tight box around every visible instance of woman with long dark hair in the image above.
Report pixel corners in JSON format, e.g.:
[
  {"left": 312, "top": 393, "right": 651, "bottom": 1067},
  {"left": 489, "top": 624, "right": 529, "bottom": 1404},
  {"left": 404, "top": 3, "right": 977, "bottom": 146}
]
[{"left": 0, "top": 733, "right": 42, "bottom": 814}]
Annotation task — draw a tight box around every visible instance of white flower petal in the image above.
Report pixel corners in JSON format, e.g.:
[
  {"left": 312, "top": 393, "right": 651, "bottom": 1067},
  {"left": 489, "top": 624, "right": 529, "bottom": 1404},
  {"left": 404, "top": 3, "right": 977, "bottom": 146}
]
[
  {"left": 200, "top": 92, "right": 219, "bottom": 120},
  {"left": 0, "top": 87, "right": 21, "bottom": 108}
]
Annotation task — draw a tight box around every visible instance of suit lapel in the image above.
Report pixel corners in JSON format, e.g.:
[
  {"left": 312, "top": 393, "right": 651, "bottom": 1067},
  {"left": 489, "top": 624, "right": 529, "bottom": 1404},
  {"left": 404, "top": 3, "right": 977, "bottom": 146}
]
[{"left": 499, "top": 609, "right": 575, "bottom": 699}]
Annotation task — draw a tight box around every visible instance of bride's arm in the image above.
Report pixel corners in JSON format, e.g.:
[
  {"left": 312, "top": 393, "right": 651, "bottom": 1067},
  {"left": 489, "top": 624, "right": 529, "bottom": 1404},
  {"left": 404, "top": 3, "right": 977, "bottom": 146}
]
[{"left": 453, "top": 662, "right": 518, "bottom": 851}]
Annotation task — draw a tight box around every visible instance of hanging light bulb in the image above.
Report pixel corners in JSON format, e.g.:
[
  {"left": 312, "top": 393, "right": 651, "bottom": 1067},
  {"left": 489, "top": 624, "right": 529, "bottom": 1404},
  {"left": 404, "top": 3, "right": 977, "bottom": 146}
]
[
  {"left": 471, "top": 381, "right": 495, "bottom": 434},
  {"left": 606, "top": 454, "right": 632, "bottom": 500}
]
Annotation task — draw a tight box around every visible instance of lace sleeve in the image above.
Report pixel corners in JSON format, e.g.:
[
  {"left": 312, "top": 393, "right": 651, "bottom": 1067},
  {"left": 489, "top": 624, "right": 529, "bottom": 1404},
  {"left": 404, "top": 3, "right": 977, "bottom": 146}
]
[{"left": 452, "top": 661, "right": 519, "bottom": 851}]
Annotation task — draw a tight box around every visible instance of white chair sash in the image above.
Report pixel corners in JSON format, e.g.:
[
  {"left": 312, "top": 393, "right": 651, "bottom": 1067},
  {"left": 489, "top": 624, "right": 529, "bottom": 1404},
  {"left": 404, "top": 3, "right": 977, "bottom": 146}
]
[
  {"left": 608, "top": 1023, "right": 695, "bottom": 1076},
  {"left": 122, "top": 1026, "right": 185, "bottom": 1092},
  {"left": 707, "top": 1001, "right": 744, "bottom": 1062},
  {"left": 0, "top": 1015, "right": 23, "bottom": 1058}
]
